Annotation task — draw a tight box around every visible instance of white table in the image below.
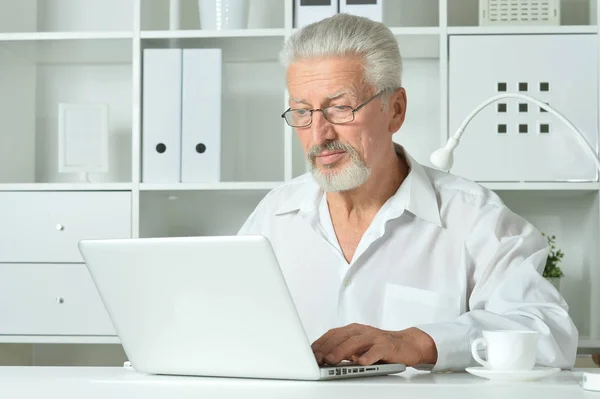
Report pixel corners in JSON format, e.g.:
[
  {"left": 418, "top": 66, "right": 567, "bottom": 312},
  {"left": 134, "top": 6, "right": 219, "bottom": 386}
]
[{"left": 0, "top": 366, "right": 598, "bottom": 399}]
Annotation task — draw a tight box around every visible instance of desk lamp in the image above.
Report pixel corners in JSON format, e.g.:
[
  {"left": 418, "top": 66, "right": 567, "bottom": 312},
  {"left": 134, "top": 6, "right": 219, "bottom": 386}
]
[
  {"left": 429, "top": 93, "right": 600, "bottom": 173},
  {"left": 429, "top": 93, "right": 600, "bottom": 391}
]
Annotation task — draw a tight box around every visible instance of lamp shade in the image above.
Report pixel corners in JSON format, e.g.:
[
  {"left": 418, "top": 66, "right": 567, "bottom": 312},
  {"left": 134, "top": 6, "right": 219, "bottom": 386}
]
[{"left": 430, "top": 137, "right": 459, "bottom": 171}]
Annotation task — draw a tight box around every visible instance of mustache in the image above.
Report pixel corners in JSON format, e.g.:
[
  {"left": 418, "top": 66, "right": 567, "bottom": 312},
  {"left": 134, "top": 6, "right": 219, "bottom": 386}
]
[{"left": 308, "top": 141, "right": 355, "bottom": 159}]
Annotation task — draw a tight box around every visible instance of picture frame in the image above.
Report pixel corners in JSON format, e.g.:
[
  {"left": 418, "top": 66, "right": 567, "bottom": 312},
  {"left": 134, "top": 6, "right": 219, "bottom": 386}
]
[{"left": 58, "top": 103, "right": 109, "bottom": 175}]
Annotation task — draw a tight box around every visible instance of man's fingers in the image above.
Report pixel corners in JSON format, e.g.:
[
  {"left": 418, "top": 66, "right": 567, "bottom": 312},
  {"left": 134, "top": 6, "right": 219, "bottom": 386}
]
[
  {"left": 311, "top": 330, "right": 335, "bottom": 352},
  {"left": 312, "top": 330, "right": 343, "bottom": 361},
  {"left": 323, "top": 334, "right": 372, "bottom": 365},
  {"left": 315, "top": 332, "right": 355, "bottom": 363},
  {"left": 312, "top": 324, "right": 363, "bottom": 350},
  {"left": 313, "top": 330, "right": 346, "bottom": 365},
  {"left": 357, "top": 343, "right": 388, "bottom": 366},
  {"left": 312, "top": 327, "right": 344, "bottom": 353},
  {"left": 349, "top": 354, "right": 361, "bottom": 363},
  {"left": 312, "top": 324, "right": 365, "bottom": 356}
]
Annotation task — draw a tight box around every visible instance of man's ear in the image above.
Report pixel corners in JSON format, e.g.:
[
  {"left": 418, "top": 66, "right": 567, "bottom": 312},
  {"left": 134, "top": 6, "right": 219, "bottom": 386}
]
[{"left": 388, "top": 87, "right": 407, "bottom": 134}]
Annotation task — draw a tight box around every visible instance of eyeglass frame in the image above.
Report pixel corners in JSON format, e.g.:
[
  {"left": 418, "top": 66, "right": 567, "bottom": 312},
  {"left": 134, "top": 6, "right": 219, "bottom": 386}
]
[{"left": 280, "top": 90, "right": 386, "bottom": 127}]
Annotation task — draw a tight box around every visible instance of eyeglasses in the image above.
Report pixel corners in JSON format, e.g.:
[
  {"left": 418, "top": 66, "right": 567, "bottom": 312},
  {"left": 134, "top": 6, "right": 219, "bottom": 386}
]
[{"left": 281, "top": 91, "right": 384, "bottom": 128}]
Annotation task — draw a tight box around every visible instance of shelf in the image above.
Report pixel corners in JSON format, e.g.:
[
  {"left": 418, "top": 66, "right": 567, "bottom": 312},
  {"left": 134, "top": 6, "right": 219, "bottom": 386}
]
[
  {"left": 480, "top": 182, "right": 600, "bottom": 192},
  {"left": 290, "top": 26, "right": 441, "bottom": 36},
  {"left": 579, "top": 337, "right": 600, "bottom": 353},
  {"left": 383, "top": 0, "right": 439, "bottom": 28},
  {"left": 140, "top": 0, "right": 284, "bottom": 31},
  {"left": 0, "top": 37, "right": 132, "bottom": 64},
  {"left": 447, "top": 0, "right": 597, "bottom": 27},
  {"left": 0, "top": 335, "right": 120, "bottom": 344},
  {"left": 140, "top": 189, "right": 269, "bottom": 237},
  {"left": 140, "top": 182, "right": 283, "bottom": 191},
  {"left": 390, "top": 27, "right": 441, "bottom": 35},
  {"left": 0, "top": 0, "right": 135, "bottom": 33},
  {"left": 0, "top": 35, "right": 133, "bottom": 185},
  {"left": 141, "top": 29, "right": 286, "bottom": 39},
  {"left": 0, "top": 32, "right": 133, "bottom": 41},
  {"left": 447, "top": 26, "right": 598, "bottom": 35},
  {"left": 0, "top": 0, "right": 597, "bottom": 354},
  {"left": 0, "top": 183, "right": 133, "bottom": 192},
  {"left": 141, "top": 35, "right": 284, "bottom": 63},
  {"left": 391, "top": 27, "right": 440, "bottom": 58}
]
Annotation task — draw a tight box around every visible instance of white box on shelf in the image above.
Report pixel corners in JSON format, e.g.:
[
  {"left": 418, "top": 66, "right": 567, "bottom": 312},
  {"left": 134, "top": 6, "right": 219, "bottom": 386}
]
[
  {"left": 339, "top": 0, "right": 382, "bottom": 22},
  {"left": 294, "top": 0, "right": 338, "bottom": 28},
  {"left": 181, "top": 49, "right": 222, "bottom": 183},
  {"left": 479, "top": 0, "right": 561, "bottom": 26},
  {"left": 142, "top": 48, "right": 182, "bottom": 183},
  {"left": 448, "top": 34, "right": 598, "bottom": 182},
  {"left": 58, "top": 103, "right": 109, "bottom": 175},
  {"left": 198, "top": 0, "right": 250, "bottom": 30},
  {"left": 169, "top": 0, "right": 182, "bottom": 30}
]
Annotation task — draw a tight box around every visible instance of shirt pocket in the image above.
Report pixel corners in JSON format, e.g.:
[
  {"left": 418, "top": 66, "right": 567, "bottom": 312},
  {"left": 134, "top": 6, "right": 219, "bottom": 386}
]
[{"left": 380, "top": 283, "right": 461, "bottom": 331}]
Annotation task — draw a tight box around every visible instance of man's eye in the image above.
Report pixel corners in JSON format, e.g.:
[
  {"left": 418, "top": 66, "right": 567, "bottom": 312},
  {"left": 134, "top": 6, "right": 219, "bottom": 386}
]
[
  {"left": 296, "top": 109, "right": 310, "bottom": 116},
  {"left": 330, "top": 106, "right": 350, "bottom": 113}
]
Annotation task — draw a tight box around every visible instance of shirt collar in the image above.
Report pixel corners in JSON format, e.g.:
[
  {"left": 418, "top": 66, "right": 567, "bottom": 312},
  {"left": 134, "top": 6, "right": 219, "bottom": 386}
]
[
  {"left": 274, "top": 144, "right": 442, "bottom": 227},
  {"left": 274, "top": 174, "right": 322, "bottom": 216},
  {"left": 398, "top": 145, "right": 443, "bottom": 227}
]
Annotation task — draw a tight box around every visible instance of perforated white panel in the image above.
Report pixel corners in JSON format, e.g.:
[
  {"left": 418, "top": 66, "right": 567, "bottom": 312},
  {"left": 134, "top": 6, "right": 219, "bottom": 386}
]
[
  {"left": 448, "top": 34, "right": 598, "bottom": 182},
  {"left": 480, "top": 0, "right": 560, "bottom": 25}
]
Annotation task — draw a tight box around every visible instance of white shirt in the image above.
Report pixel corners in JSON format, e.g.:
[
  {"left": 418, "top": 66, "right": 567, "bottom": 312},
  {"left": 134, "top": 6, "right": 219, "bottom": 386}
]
[{"left": 237, "top": 145, "right": 578, "bottom": 372}]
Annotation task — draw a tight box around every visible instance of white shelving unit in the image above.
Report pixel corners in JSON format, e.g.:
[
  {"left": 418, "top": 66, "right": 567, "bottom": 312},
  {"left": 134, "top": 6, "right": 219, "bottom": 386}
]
[{"left": 0, "top": 0, "right": 598, "bottom": 353}]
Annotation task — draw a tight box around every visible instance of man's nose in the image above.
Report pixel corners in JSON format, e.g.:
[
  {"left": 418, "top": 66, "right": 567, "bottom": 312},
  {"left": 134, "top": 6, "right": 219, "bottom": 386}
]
[{"left": 310, "top": 111, "right": 335, "bottom": 146}]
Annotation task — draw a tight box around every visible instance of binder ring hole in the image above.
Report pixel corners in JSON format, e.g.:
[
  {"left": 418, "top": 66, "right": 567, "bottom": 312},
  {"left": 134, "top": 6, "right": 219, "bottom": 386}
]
[
  {"left": 156, "top": 143, "right": 167, "bottom": 154},
  {"left": 196, "top": 143, "right": 207, "bottom": 154}
]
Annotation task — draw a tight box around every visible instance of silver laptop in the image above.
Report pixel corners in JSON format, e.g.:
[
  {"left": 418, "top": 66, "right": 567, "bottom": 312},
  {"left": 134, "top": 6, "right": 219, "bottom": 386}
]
[{"left": 78, "top": 235, "right": 406, "bottom": 381}]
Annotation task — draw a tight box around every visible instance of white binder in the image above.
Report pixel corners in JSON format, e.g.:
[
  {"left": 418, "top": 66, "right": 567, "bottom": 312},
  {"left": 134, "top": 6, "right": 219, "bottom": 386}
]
[
  {"left": 142, "top": 48, "right": 182, "bottom": 183},
  {"left": 294, "top": 0, "right": 338, "bottom": 28},
  {"left": 339, "top": 0, "right": 382, "bottom": 22},
  {"left": 181, "top": 48, "right": 222, "bottom": 183}
]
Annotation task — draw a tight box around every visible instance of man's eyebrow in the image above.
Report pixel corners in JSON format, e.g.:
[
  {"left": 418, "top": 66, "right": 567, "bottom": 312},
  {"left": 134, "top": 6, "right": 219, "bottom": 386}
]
[
  {"left": 326, "top": 90, "right": 357, "bottom": 100},
  {"left": 289, "top": 90, "right": 357, "bottom": 105},
  {"left": 289, "top": 96, "right": 308, "bottom": 104}
]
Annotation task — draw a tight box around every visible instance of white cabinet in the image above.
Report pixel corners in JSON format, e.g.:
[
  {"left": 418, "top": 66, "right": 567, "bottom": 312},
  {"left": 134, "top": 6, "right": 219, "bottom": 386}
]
[
  {"left": 0, "top": 264, "right": 115, "bottom": 335},
  {"left": 0, "top": 0, "right": 598, "bottom": 352},
  {"left": 448, "top": 34, "right": 599, "bottom": 182},
  {"left": 0, "top": 192, "right": 131, "bottom": 263}
]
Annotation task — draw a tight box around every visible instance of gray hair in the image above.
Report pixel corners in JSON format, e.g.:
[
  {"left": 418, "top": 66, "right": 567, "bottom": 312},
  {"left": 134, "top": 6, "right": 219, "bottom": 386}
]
[{"left": 279, "top": 13, "right": 403, "bottom": 96}]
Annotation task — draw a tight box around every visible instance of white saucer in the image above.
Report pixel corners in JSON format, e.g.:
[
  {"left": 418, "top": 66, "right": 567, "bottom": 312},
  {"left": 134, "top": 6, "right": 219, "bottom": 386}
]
[{"left": 465, "top": 366, "right": 561, "bottom": 382}]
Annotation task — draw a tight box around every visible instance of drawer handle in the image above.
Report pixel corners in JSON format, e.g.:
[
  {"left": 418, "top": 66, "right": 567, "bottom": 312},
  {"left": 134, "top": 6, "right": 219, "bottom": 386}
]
[
  {"left": 56, "top": 224, "right": 65, "bottom": 231},
  {"left": 56, "top": 297, "right": 64, "bottom": 304}
]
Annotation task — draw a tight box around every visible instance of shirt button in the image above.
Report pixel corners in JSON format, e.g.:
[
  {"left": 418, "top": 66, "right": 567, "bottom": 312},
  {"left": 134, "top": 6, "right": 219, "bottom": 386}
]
[{"left": 344, "top": 278, "right": 351, "bottom": 287}]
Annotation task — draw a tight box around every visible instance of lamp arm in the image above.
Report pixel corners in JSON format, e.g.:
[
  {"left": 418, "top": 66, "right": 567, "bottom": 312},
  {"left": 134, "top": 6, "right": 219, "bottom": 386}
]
[{"left": 450, "top": 93, "right": 600, "bottom": 171}]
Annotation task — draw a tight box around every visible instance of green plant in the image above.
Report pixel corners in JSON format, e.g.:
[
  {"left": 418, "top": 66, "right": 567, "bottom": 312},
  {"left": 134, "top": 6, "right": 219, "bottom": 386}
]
[{"left": 542, "top": 233, "right": 564, "bottom": 278}]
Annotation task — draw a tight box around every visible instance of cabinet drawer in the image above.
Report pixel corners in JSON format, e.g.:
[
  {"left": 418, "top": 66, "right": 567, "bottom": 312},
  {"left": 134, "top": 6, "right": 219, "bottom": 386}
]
[
  {"left": 0, "top": 264, "right": 116, "bottom": 336},
  {"left": 0, "top": 191, "right": 131, "bottom": 263}
]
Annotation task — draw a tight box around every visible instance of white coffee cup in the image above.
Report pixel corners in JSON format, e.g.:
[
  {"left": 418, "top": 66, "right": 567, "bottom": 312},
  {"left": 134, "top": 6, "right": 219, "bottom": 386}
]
[{"left": 470, "top": 330, "right": 540, "bottom": 370}]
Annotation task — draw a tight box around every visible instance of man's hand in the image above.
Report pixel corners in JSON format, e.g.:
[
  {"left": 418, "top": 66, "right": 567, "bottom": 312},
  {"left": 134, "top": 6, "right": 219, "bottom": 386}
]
[{"left": 311, "top": 323, "right": 438, "bottom": 367}]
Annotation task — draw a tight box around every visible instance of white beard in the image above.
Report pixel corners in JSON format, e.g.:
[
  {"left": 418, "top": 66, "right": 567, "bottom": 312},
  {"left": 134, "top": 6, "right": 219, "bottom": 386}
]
[{"left": 308, "top": 143, "right": 371, "bottom": 192}]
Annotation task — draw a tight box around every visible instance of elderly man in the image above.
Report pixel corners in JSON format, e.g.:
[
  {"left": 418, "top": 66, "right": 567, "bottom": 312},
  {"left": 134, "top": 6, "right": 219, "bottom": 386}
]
[{"left": 238, "top": 13, "right": 578, "bottom": 371}]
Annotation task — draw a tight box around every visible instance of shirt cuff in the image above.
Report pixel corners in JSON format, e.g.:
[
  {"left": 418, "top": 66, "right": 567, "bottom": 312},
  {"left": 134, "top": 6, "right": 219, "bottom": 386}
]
[{"left": 413, "top": 322, "right": 475, "bottom": 372}]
